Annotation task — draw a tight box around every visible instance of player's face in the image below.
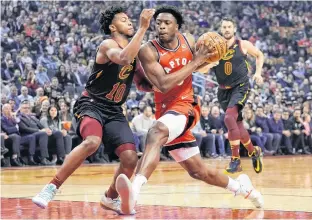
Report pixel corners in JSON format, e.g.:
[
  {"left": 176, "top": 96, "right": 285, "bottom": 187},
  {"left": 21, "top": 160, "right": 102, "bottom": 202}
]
[
  {"left": 155, "top": 13, "right": 179, "bottom": 43},
  {"left": 221, "top": 21, "right": 236, "bottom": 40},
  {"left": 112, "top": 13, "right": 134, "bottom": 38}
]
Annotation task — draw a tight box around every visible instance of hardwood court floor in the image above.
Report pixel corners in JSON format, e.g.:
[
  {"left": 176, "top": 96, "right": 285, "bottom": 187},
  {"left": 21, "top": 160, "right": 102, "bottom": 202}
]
[{"left": 1, "top": 156, "right": 312, "bottom": 219}]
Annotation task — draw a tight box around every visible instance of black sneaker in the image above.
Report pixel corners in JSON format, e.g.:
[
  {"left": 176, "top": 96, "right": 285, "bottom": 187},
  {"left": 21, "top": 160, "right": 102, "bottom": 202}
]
[
  {"left": 225, "top": 157, "right": 242, "bottom": 174},
  {"left": 249, "top": 146, "right": 263, "bottom": 174}
]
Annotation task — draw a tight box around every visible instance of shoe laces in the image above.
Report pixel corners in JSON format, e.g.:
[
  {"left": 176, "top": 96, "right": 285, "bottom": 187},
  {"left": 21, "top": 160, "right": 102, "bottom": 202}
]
[{"left": 39, "top": 185, "right": 57, "bottom": 201}]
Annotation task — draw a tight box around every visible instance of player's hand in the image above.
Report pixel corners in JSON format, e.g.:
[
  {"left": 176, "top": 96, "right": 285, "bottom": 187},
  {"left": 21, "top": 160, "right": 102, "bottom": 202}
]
[
  {"left": 139, "top": 9, "right": 155, "bottom": 30},
  {"left": 193, "top": 42, "right": 217, "bottom": 65},
  {"left": 253, "top": 74, "right": 263, "bottom": 85}
]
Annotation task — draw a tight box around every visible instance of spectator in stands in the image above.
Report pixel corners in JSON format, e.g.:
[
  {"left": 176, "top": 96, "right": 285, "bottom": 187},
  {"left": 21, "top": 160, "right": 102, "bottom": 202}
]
[
  {"left": 127, "top": 90, "right": 139, "bottom": 109},
  {"left": 59, "top": 102, "right": 73, "bottom": 122},
  {"left": 35, "top": 64, "right": 50, "bottom": 86},
  {"left": 18, "top": 101, "right": 53, "bottom": 165},
  {"left": 40, "top": 106, "right": 72, "bottom": 165},
  {"left": 191, "top": 120, "right": 216, "bottom": 159},
  {"left": 18, "top": 86, "right": 34, "bottom": 105},
  {"left": 37, "top": 99, "right": 50, "bottom": 119},
  {"left": 25, "top": 71, "right": 39, "bottom": 96},
  {"left": 138, "top": 101, "right": 146, "bottom": 114},
  {"left": 200, "top": 105, "right": 221, "bottom": 158},
  {"left": 2, "top": 59, "right": 14, "bottom": 85},
  {"left": 71, "top": 62, "right": 87, "bottom": 86},
  {"left": 1, "top": 103, "right": 38, "bottom": 166},
  {"left": 281, "top": 110, "right": 295, "bottom": 155},
  {"left": 50, "top": 77, "right": 62, "bottom": 94},
  {"left": 0, "top": 133, "right": 9, "bottom": 166},
  {"left": 255, "top": 106, "right": 276, "bottom": 153},
  {"left": 266, "top": 109, "right": 284, "bottom": 154},
  {"left": 243, "top": 109, "right": 272, "bottom": 155},
  {"left": 207, "top": 106, "right": 227, "bottom": 157},
  {"left": 8, "top": 85, "right": 20, "bottom": 110},
  {"left": 290, "top": 109, "right": 311, "bottom": 154},
  {"left": 131, "top": 106, "right": 155, "bottom": 154},
  {"left": 302, "top": 114, "right": 312, "bottom": 152}
]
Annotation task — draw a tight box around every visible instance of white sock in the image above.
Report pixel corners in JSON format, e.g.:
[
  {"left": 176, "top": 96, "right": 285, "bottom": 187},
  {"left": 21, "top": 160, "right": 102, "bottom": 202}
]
[
  {"left": 226, "top": 177, "right": 240, "bottom": 193},
  {"left": 132, "top": 174, "right": 147, "bottom": 202}
]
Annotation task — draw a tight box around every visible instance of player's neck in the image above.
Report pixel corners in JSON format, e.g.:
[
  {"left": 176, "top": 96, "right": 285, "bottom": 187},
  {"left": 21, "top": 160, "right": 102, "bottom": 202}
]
[
  {"left": 158, "top": 36, "right": 179, "bottom": 50},
  {"left": 226, "top": 37, "right": 236, "bottom": 48},
  {"left": 111, "top": 33, "right": 129, "bottom": 48}
]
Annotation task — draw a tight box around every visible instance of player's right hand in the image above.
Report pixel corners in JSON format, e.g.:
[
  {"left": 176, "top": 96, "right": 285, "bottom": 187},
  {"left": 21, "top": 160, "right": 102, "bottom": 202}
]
[
  {"left": 193, "top": 42, "right": 217, "bottom": 65},
  {"left": 139, "top": 9, "right": 155, "bottom": 30}
]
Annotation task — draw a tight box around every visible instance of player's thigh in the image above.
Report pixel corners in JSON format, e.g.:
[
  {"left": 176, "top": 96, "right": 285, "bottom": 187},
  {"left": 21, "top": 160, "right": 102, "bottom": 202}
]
[
  {"left": 103, "top": 117, "right": 135, "bottom": 156},
  {"left": 217, "top": 89, "right": 230, "bottom": 112},
  {"left": 177, "top": 151, "right": 205, "bottom": 176},
  {"left": 157, "top": 111, "right": 188, "bottom": 144},
  {"left": 228, "top": 83, "right": 250, "bottom": 109}
]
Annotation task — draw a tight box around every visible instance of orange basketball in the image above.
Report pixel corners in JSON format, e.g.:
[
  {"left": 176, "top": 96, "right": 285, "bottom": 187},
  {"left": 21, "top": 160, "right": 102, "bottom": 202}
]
[{"left": 196, "top": 32, "right": 227, "bottom": 63}]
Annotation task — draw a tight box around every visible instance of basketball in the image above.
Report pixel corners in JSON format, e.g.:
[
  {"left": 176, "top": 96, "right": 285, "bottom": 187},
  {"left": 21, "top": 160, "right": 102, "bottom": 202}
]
[{"left": 196, "top": 32, "right": 227, "bottom": 63}]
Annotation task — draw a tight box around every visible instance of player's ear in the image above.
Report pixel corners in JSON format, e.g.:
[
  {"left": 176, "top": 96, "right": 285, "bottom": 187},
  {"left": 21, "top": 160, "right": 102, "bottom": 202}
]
[
  {"left": 176, "top": 24, "right": 179, "bottom": 31},
  {"left": 234, "top": 26, "right": 237, "bottom": 34},
  {"left": 109, "top": 24, "right": 117, "bottom": 33}
]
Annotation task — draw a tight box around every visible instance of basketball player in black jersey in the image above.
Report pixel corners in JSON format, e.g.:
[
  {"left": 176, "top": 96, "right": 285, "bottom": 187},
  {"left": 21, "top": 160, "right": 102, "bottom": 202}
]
[
  {"left": 32, "top": 6, "right": 155, "bottom": 214},
  {"left": 200, "top": 17, "right": 264, "bottom": 174}
]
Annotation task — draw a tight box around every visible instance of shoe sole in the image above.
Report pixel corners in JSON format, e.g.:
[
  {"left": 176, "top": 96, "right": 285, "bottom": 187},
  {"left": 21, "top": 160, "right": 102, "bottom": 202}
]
[
  {"left": 32, "top": 198, "right": 47, "bottom": 209},
  {"left": 252, "top": 147, "right": 263, "bottom": 174},
  {"left": 100, "top": 200, "right": 118, "bottom": 212},
  {"left": 223, "top": 167, "right": 243, "bottom": 175},
  {"left": 116, "top": 174, "right": 134, "bottom": 215}
]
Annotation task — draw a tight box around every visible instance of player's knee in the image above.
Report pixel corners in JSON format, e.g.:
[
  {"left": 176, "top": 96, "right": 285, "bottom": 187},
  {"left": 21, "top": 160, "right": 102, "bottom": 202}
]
[
  {"left": 120, "top": 150, "right": 138, "bottom": 170},
  {"left": 224, "top": 107, "right": 239, "bottom": 127},
  {"left": 147, "top": 122, "right": 169, "bottom": 143},
  {"left": 82, "top": 136, "right": 101, "bottom": 154},
  {"left": 188, "top": 167, "right": 217, "bottom": 182}
]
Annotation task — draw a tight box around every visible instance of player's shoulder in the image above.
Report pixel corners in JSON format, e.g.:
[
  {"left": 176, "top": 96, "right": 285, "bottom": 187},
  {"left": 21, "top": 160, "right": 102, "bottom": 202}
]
[
  {"left": 139, "top": 41, "right": 158, "bottom": 61},
  {"left": 99, "top": 38, "right": 119, "bottom": 49},
  {"left": 239, "top": 39, "right": 253, "bottom": 47}
]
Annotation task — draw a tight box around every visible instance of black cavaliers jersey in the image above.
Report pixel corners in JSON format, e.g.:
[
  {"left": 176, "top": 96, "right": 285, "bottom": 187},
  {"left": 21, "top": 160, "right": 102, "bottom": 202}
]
[
  {"left": 84, "top": 50, "right": 136, "bottom": 106},
  {"left": 213, "top": 39, "right": 249, "bottom": 88}
]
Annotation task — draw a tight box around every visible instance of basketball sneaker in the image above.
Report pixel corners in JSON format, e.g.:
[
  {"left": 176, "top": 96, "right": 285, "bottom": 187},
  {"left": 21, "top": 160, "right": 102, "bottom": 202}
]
[
  {"left": 235, "top": 174, "right": 264, "bottom": 208},
  {"left": 100, "top": 191, "right": 136, "bottom": 215},
  {"left": 32, "top": 183, "right": 57, "bottom": 209},
  {"left": 225, "top": 157, "right": 242, "bottom": 174},
  {"left": 249, "top": 146, "right": 263, "bottom": 174},
  {"left": 115, "top": 174, "right": 136, "bottom": 215}
]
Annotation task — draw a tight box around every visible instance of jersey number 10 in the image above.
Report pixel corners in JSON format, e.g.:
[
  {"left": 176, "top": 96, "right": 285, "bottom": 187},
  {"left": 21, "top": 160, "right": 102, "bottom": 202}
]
[
  {"left": 105, "top": 82, "right": 126, "bottom": 103},
  {"left": 224, "top": 62, "right": 233, "bottom": 75}
]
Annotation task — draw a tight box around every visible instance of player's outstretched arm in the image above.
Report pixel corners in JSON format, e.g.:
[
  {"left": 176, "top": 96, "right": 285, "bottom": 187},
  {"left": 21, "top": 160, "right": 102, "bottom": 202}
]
[
  {"left": 99, "top": 9, "right": 155, "bottom": 66},
  {"left": 138, "top": 42, "right": 216, "bottom": 93},
  {"left": 241, "top": 40, "right": 264, "bottom": 84}
]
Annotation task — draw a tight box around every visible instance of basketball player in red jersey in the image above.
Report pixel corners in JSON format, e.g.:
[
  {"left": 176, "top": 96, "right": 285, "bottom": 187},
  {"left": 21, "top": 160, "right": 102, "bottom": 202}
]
[
  {"left": 32, "top": 7, "right": 155, "bottom": 214},
  {"left": 199, "top": 17, "right": 264, "bottom": 174},
  {"left": 115, "top": 6, "right": 263, "bottom": 214}
]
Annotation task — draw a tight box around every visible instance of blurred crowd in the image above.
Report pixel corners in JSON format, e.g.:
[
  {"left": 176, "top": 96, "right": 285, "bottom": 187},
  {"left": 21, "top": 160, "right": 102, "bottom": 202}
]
[{"left": 1, "top": 1, "right": 311, "bottom": 167}]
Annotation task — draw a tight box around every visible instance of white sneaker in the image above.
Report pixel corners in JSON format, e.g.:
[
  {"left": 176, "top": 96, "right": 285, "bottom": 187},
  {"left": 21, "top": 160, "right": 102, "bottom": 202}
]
[
  {"left": 116, "top": 174, "right": 135, "bottom": 215},
  {"left": 32, "top": 183, "right": 57, "bottom": 209},
  {"left": 100, "top": 192, "right": 136, "bottom": 215},
  {"left": 236, "top": 174, "right": 264, "bottom": 208}
]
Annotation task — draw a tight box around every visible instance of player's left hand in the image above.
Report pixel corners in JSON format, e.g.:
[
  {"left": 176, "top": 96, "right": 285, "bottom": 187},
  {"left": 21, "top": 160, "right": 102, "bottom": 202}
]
[{"left": 253, "top": 74, "right": 263, "bottom": 85}]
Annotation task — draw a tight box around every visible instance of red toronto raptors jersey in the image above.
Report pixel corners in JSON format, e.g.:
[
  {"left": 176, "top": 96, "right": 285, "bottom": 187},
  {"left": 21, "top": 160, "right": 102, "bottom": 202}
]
[{"left": 151, "top": 33, "right": 194, "bottom": 119}]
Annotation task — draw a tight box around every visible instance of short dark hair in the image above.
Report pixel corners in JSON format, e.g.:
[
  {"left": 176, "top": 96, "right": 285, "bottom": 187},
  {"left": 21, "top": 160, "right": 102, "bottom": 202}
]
[
  {"left": 154, "top": 5, "right": 183, "bottom": 29},
  {"left": 221, "top": 17, "right": 236, "bottom": 27},
  {"left": 99, "top": 6, "right": 125, "bottom": 35}
]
